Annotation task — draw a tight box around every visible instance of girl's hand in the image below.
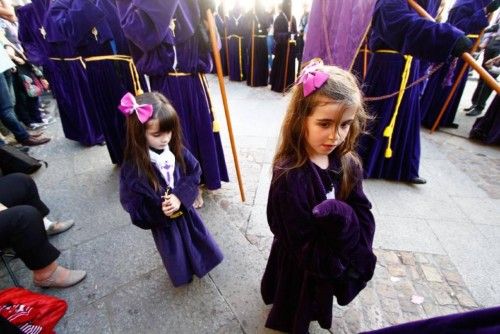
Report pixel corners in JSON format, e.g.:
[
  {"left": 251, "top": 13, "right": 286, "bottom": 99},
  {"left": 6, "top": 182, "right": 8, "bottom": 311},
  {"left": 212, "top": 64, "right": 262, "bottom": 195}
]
[
  {"left": 0, "top": 202, "right": 7, "bottom": 212},
  {"left": 162, "top": 194, "right": 181, "bottom": 217}
]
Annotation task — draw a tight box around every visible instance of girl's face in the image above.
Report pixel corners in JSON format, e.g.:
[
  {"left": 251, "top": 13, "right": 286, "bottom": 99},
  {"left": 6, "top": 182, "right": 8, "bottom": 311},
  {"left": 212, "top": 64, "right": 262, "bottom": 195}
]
[
  {"left": 145, "top": 119, "right": 172, "bottom": 150},
  {"left": 305, "top": 97, "right": 356, "bottom": 158}
]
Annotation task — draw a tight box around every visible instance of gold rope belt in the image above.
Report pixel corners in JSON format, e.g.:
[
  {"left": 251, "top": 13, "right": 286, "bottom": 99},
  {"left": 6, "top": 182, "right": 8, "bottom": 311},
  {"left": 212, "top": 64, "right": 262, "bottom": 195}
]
[
  {"left": 198, "top": 73, "right": 220, "bottom": 133},
  {"left": 227, "top": 35, "right": 244, "bottom": 79},
  {"left": 49, "top": 56, "right": 86, "bottom": 68},
  {"left": 375, "top": 49, "right": 413, "bottom": 159},
  {"left": 84, "top": 54, "right": 143, "bottom": 95},
  {"left": 167, "top": 72, "right": 192, "bottom": 77}
]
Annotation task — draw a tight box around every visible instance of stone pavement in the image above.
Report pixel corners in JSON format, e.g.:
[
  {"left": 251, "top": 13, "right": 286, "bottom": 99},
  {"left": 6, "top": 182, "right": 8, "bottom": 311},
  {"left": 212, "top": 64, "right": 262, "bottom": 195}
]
[{"left": 0, "top": 75, "right": 499, "bottom": 333}]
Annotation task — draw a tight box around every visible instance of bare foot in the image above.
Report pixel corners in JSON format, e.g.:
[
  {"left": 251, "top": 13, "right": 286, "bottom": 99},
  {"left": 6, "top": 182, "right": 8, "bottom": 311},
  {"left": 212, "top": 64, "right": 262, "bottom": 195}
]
[{"left": 193, "top": 187, "right": 204, "bottom": 209}]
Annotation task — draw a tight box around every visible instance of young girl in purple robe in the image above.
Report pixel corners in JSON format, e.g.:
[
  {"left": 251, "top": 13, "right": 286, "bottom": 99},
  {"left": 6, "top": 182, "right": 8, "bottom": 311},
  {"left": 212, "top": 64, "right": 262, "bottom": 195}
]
[
  {"left": 261, "top": 60, "right": 377, "bottom": 333},
  {"left": 119, "top": 91, "right": 223, "bottom": 287}
]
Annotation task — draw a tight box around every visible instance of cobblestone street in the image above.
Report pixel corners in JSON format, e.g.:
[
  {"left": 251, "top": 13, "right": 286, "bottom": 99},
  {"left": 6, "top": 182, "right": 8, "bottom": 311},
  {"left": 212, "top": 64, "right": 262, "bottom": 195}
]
[{"left": 0, "top": 75, "right": 498, "bottom": 333}]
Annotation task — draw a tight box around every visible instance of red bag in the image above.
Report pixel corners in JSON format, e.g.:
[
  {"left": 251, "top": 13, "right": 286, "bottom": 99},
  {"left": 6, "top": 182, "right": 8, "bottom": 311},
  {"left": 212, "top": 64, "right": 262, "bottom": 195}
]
[{"left": 0, "top": 288, "right": 67, "bottom": 334}]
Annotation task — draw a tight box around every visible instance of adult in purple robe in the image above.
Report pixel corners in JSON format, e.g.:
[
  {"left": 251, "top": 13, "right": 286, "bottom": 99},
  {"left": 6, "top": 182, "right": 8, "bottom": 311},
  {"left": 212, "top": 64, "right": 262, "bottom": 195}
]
[
  {"left": 362, "top": 306, "right": 500, "bottom": 334},
  {"left": 269, "top": 6, "right": 297, "bottom": 93},
  {"left": 18, "top": 0, "right": 104, "bottom": 146},
  {"left": 226, "top": 5, "right": 246, "bottom": 82},
  {"left": 421, "top": 0, "right": 491, "bottom": 129},
  {"left": 42, "top": 0, "right": 105, "bottom": 146},
  {"left": 357, "top": 0, "right": 466, "bottom": 183},
  {"left": 120, "top": 148, "right": 223, "bottom": 286},
  {"left": 245, "top": 7, "right": 269, "bottom": 87},
  {"left": 261, "top": 154, "right": 376, "bottom": 333},
  {"left": 214, "top": 5, "right": 228, "bottom": 76},
  {"left": 470, "top": 94, "right": 500, "bottom": 145},
  {"left": 47, "top": 0, "right": 140, "bottom": 164},
  {"left": 116, "top": 0, "right": 229, "bottom": 190}
]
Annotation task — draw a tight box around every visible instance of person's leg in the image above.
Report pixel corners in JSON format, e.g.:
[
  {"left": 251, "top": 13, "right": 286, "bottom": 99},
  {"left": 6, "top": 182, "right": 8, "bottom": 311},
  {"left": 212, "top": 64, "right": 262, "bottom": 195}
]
[
  {"left": 0, "top": 173, "right": 49, "bottom": 216},
  {"left": 0, "top": 206, "right": 86, "bottom": 287},
  {"left": 0, "top": 206, "right": 59, "bottom": 270},
  {"left": 0, "top": 72, "right": 30, "bottom": 142}
]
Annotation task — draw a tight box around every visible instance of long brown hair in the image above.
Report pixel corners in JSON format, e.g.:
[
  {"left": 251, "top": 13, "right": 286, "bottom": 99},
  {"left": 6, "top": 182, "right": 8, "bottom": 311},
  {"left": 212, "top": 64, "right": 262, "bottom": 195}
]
[
  {"left": 273, "top": 65, "right": 371, "bottom": 200},
  {"left": 123, "top": 92, "right": 185, "bottom": 191}
]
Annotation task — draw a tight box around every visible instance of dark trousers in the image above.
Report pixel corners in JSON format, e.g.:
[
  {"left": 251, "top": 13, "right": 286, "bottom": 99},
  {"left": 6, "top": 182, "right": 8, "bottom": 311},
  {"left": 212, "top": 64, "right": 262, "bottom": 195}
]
[
  {"left": 471, "top": 47, "right": 500, "bottom": 110},
  {"left": 0, "top": 173, "right": 59, "bottom": 270}
]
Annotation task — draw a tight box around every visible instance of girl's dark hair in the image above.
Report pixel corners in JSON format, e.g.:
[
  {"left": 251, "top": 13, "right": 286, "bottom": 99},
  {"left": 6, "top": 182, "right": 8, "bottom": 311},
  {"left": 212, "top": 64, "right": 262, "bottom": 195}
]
[
  {"left": 273, "top": 65, "right": 371, "bottom": 200},
  {"left": 123, "top": 91, "right": 185, "bottom": 191}
]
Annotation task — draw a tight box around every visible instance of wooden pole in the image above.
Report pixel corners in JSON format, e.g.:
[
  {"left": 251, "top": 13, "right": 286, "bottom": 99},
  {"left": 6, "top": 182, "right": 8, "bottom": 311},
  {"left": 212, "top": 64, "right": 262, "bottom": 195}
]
[
  {"left": 430, "top": 25, "right": 489, "bottom": 133},
  {"left": 223, "top": 10, "right": 230, "bottom": 75},
  {"left": 251, "top": 2, "right": 256, "bottom": 86},
  {"left": 407, "top": 0, "right": 500, "bottom": 94},
  {"left": 206, "top": 8, "right": 246, "bottom": 202},
  {"left": 363, "top": 37, "right": 368, "bottom": 80},
  {"left": 282, "top": 16, "right": 292, "bottom": 94}
]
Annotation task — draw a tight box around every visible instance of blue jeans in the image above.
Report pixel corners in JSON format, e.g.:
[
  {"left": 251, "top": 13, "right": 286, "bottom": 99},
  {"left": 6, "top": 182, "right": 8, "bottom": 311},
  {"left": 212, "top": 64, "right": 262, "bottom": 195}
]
[{"left": 0, "top": 71, "right": 29, "bottom": 142}]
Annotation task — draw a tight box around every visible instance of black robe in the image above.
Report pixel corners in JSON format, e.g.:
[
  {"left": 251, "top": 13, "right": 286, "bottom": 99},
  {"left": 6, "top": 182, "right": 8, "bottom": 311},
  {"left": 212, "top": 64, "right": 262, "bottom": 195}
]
[{"left": 261, "top": 154, "right": 377, "bottom": 333}]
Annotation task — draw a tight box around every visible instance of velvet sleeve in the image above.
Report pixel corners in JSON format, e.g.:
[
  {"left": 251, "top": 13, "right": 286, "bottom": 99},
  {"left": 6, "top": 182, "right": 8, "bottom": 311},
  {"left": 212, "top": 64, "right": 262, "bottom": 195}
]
[
  {"left": 268, "top": 172, "right": 358, "bottom": 279},
  {"left": 115, "top": 0, "right": 177, "bottom": 51},
  {"left": 448, "top": 4, "right": 489, "bottom": 34},
  {"left": 48, "top": 0, "right": 107, "bottom": 46},
  {"left": 119, "top": 166, "right": 170, "bottom": 230},
  {"left": 374, "top": 0, "right": 465, "bottom": 62},
  {"left": 171, "top": 148, "right": 201, "bottom": 210}
]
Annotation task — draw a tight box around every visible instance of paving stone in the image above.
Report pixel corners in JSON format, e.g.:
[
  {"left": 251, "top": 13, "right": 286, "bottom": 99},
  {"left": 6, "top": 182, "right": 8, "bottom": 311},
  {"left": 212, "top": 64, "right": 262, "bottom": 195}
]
[
  {"left": 452, "top": 286, "right": 479, "bottom": 308},
  {"left": 443, "top": 269, "right": 466, "bottom": 286},
  {"left": 387, "top": 263, "right": 407, "bottom": 277},
  {"left": 428, "top": 282, "right": 456, "bottom": 306},
  {"left": 398, "top": 251, "right": 416, "bottom": 265},
  {"left": 55, "top": 302, "right": 112, "bottom": 334},
  {"left": 420, "top": 264, "right": 444, "bottom": 283}
]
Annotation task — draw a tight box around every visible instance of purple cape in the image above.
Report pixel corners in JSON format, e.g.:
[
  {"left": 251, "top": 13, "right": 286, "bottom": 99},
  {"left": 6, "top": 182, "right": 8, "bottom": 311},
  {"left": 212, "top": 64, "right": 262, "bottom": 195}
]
[
  {"left": 261, "top": 154, "right": 376, "bottom": 333},
  {"left": 120, "top": 148, "right": 223, "bottom": 286},
  {"left": 362, "top": 306, "right": 500, "bottom": 334},
  {"left": 303, "top": 0, "right": 376, "bottom": 70}
]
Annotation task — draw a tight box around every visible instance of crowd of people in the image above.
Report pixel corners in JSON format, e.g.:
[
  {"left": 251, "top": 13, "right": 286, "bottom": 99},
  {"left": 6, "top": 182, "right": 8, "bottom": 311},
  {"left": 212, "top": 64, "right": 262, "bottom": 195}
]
[{"left": 0, "top": 0, "right": 499, "bottom": 332}]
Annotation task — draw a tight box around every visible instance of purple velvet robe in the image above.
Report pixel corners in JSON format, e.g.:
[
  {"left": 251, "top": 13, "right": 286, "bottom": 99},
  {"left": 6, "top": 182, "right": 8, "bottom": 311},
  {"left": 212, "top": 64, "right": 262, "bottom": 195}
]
[
  {"left": 42, "top": 0, "right": 106, "bottom": 146},
  {"left": 362, "top": 306, "right": 500, "bottom": 334},
  {"left": 116, "top": 0, "right": 229, "bottom": 190},
  {"left": 357, "top": 0, "right": 464, "bottom": 181},
  {"left": 120, "top": 148, "right": 224, "bottom": 286},
  {"left": 17, "top": 0, "right": 104, "bottom": 146},
  {"left": 46, "top": 0, "right": 138, "bottom": 164},
  {"left": 214, "top": 12, "right": 228, "bottom": 76},
  {"left": 245, "top": 12, "right": 269, "bottom": 87},
  {"left": 421, "top": 0, "right": 490, "bottom": 129},
  {"left": 261, "top": 154, "right": 376, "bottom": 333},
  {"left": 303, "top": 0, "right": 376, "bottom": 71},
  {"left": 269, "top": 11, "right": 297, "bottom": 93},
  {"left": 226, "top": 9, "right": 247, "bottom": 82},
  {"left": 470, "top": 94, "right": 500, "bottom": 145}
]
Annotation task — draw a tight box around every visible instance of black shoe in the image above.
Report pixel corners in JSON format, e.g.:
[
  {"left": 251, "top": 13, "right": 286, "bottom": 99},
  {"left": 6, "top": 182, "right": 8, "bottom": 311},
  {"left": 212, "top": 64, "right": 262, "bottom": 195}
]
[
  {"left": 442, "top": 123, "right": 459, "bottom": 129},
  {"left": 18, "top": 146, "right": 30, "bottom": 153},
  {"left": 464, "top": 105, "right": 476, "bottom": 112},
  {"left": 466, "top": 108, "right": 482, "bottom": 116},
  {"left": 409, "top": 177, "right": 427, "bottom": 184}
]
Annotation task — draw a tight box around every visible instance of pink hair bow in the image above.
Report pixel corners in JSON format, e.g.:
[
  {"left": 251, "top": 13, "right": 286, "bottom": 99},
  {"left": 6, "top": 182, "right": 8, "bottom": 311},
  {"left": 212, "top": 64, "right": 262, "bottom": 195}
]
[
  {"left": 118, "top": 92, "right": 153, "bottom": 124},
  {"left": 296, "top": 60, "right": 329, "bottom": 97}
]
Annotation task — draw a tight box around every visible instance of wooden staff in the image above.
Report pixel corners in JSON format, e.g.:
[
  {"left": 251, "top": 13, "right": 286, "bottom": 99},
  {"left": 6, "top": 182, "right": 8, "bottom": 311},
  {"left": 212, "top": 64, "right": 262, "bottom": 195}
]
[
  {"left": 363, "top": 37, "right": 369, "bottom": 80},
  {"left": 206, "top": 8, "right": 246, "bottom": 202},
  {"left": 408, "top": 0, "right": 500, "bottom": 94},
  {"left": 430, "top": 28, "right": 490, "bottom": 133},
  {"left": 282, "top": 18, "right": 292, "bottom": 94},
  {"left": 222, "top": 6, "right": 230, "bottom": 75},
  {"left": 251, "top": 2, "right": 256, "bottom": 86}
]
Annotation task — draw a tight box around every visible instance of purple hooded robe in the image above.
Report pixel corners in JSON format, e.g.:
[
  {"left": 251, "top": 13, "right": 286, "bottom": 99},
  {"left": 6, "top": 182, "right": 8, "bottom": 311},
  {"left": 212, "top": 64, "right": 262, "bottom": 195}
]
[{"left": 116, "top": 0, "right": 229, "bottom": 190}]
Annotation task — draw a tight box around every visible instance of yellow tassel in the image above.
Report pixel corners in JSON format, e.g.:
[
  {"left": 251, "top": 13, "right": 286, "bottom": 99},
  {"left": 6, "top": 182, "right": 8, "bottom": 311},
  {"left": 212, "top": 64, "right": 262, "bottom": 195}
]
[
  {"left": 212, "top": 120, "right": 220, "bottom": 133},
  {"left": 385, "top": 147, "right": 393, "bottom": 158},
  {"left": 383, "top": 126, "right": 393, "bottom": 138}
]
